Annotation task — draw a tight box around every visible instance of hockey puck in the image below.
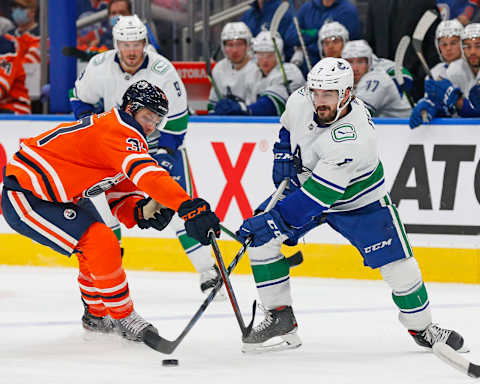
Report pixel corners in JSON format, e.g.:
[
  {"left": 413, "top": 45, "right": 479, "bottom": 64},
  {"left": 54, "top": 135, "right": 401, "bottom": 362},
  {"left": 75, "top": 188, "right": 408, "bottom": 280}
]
[{"left": 162, "top": 359, "right": 179, "bottom": 367}]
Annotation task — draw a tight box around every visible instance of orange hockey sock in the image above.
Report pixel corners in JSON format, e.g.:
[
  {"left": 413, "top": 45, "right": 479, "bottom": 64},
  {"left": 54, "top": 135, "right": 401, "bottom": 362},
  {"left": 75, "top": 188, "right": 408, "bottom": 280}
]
[{"left": 76, "top": 222, "right": 133, "bottom": 320}]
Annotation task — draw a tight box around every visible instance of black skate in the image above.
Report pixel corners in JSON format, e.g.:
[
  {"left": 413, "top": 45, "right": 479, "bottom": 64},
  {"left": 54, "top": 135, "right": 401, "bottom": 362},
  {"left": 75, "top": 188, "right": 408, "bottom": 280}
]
[
  {"left": 242, "top": 305, "right": 302, "bottom": 353},
  {"left": 82, "top": 308, "right": 116, "bottom": 333},
  {"left": 409, "top": 323, "right": 468, "bottom": 352},
  {"left": 200, "top": 265, "right": 226, "bottom": 301},
  {"left": 116, "top": 310, "right": 158, "bottom": 342}
]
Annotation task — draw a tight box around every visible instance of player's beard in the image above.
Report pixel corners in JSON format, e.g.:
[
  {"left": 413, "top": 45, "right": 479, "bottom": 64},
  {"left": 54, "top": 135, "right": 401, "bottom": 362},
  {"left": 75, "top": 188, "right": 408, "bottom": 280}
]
[
  {"left": 468, "top": 55, "right": 480, "bottom": 70},
  {"left": 315, "top": 105, "right": 337, "bottom": 124}
]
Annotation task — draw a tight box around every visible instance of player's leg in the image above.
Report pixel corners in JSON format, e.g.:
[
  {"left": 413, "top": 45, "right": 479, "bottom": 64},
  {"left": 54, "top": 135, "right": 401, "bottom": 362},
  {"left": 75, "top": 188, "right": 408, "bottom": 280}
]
[
  {"left": 75, "top": 221, "right": 157, "bottom": 341},
  {"left": 156, "top": 147, "right": 222, "bottom": 296},
  {"left": 1, "top": 186, "right": 154, "bottom": 342},
  {"left": 327, "top": 195, "right": 466, "bottom": 352},
  {"left": 241, "top": 217, "right": 318, "bottom": 353}
]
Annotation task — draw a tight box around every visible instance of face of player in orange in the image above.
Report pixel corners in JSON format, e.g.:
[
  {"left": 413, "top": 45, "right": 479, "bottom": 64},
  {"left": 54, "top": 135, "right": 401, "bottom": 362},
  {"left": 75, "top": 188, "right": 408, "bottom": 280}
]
[
  {"left": 117, "top": 40, "right": 145, "bottom": 72},
  {"left": 346, "top": 57, "right": 369, "bottom": 85},
  {"left": 134, "top": 108, "right": 164, "bottom": 137},
  {"left": 224, "top": 39, "right": 249, "bottom": 65},
  {"left": 462, "top": 38, "right": 480, "bottom": 70},
  {"left": 256, "top": 51, "right": 277, "bottom": 76},
  {"left": 322, "top": 37, "right": 344, "bottom": 58},
  {"left": 438, "top": 36, "right": 461, "bottom": 63}
]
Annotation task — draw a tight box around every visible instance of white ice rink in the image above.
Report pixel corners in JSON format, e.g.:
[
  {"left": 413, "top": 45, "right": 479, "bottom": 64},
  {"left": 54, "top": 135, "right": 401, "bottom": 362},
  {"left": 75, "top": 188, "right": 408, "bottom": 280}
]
[{"left": 1, "top": 265, "right": 480, "bottom": 384}]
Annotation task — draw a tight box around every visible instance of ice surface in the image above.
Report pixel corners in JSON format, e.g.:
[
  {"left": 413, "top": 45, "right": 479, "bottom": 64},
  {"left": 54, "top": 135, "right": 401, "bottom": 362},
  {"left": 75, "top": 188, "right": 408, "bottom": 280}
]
[{"left": 1, "top": 266, "right": 479, "bottom": 384}]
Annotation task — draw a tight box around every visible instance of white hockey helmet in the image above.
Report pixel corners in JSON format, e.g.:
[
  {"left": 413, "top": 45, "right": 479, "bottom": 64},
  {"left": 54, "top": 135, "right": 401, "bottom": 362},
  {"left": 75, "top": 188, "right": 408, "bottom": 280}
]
[
  {"left": 318, "top": 21, "right": 349, "bottom": 57},
  {"left": 113, "top": 15, "right": 148, "bottom": 51},
  {"left": 341, "top": 40, "right": 373, "bottom": 67},
  {"left": 435, "top": 19, "right": 463, "bottom": 61},
  {"left": 306, "top": 57, "right": 354, "bottom": 123},
  {"left": 252, "top": 30, "right": 284, "bottom": 58},
  {"left": 461, "top": 23, "right": 480, "bottom": 61},
  {"left": 221, "top": 22, "right": 252, "bottom": 46}
]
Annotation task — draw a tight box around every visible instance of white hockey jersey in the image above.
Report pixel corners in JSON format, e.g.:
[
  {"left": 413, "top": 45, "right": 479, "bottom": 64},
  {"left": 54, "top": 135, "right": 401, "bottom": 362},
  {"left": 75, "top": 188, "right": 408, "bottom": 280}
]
[
  {"left": 354, "top": 68, "right": 412, "bottom": 117},
  {"left": 74, "top": 50, "right": 188, "bottom": 135},
  {"left": 244, "top": 62, "right": 305, "bottom": 114},
  {"left": 430, "top": 62, "right": 449, "bottom": 80},
  {"left": 280, "top": 88, "right": 386, "bottom": 212},
  {"left": 446, "top": 58, "right": 480, "bottom": 96},
  {"left": 207, "top": 57, "right": 257, "bottom": 107}
]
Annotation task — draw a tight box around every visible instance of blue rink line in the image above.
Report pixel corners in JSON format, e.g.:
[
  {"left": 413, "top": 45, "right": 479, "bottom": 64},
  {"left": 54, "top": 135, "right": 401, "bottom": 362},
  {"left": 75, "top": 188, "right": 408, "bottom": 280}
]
[
  {"left": 1, "top": 302, "right": 479, "bottom": 329},
  {"left": 1, "top": 114, "right": 480, "bottom": 125}
]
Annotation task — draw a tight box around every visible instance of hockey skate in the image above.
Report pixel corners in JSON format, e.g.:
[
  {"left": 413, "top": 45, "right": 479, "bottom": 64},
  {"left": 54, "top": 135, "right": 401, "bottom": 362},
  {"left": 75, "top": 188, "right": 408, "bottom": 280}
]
[
  {"left": 81, "top": 306, "right": 116, "bottom": 333},
  {"left": 242, "top": 305, "right": 302, "bottom": 354},
  {"left": 116, "top": 310, "right": 158, "bottom": 342},
  {"left": 409, "top": 323, "right": 469, "bottom": 353},
  {"left": 200, "top": 265, "right": 226, "bottom": 301}
]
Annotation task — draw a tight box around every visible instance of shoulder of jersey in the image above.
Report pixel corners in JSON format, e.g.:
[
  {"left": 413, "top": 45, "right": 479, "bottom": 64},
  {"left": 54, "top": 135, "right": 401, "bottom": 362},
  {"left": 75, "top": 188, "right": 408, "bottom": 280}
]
[
  {"left": 446, "top": 58, "right": 464, "bottom": 76},
  {"left": 97, "top": 108, "right": 147, "bottom": 143},
  {"left": 147, "top": 51, "right": 175, "bottom": 76},
  {"left": 89, "top": 50, "right": 115, "bottom": 67}
]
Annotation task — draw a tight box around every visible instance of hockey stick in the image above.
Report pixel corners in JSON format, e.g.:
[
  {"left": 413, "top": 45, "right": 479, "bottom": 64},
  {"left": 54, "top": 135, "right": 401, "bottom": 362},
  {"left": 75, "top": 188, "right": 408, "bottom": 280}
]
[
  {"left": 411, "top": 9, "right": 438, "bottom": 122},
  {"left": 206, "top": 57, "right": 222, "bottom": 100},
  {"left": 271, "top": 2, "right": 291, "bottom": 95},
  {"left": 412, "top": 10, "right": 437, "bottom": 79},
  {"left": 394, "top": 36, "right": 414, "bottom": 108},
  {"left": 433, "top": 343, "right": 480, "bottom": 378},
  {"left": 287, "top": 0, "right": 311, "bottom": 71},
  {"left": 209, "top": 231, "right": 255, "bottom": 337},
  {"left": 219, "top": 224, "right": 304, "bottom": 268},
  {"left": 143, "top": 179, "right": 289, "bottom": 354}
]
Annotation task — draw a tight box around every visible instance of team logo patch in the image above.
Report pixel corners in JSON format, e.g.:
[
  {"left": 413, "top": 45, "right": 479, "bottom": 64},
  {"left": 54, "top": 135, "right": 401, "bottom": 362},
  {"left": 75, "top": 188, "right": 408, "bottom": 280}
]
[
  {"left": 331, "top": 124, "right": 357, "bottom": 142},
  {"left": 92, "top": 53, "right": 106, "bottom": 66},
  {"left": 152, "top": 60, "right": 169, "bottom": 75},
  {"left": 64, "top": 209, "right": 77, "bottom": 220}
]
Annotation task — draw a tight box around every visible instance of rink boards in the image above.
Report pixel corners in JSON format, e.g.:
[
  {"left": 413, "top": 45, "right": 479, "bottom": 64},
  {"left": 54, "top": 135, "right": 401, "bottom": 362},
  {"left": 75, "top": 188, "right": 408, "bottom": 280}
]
[{"left": 0, "top": 115, "right": 479, "bottom": 283}]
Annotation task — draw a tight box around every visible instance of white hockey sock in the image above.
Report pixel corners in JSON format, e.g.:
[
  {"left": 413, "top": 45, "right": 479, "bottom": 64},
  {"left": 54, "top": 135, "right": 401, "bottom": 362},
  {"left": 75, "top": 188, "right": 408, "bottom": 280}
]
[
  {"left": 169, "top": 214, "right": 214, "bottom": 273},
  {"left": 380, "top": 257, "right": 432, "bottom": 331},
  {"left": 248, "top": 239, "right": 292, "bottom": 309}
]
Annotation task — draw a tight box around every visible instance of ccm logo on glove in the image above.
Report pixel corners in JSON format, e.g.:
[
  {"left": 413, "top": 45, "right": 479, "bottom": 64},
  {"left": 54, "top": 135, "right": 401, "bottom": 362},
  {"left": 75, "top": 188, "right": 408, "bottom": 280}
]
[{"left": 180, "top": 204, "right": 207, "bottom": 220}]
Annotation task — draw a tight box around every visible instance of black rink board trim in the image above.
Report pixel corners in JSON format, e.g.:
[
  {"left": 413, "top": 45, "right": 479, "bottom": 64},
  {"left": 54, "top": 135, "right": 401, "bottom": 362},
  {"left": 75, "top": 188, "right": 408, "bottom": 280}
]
[{"left": 405, "top": 224, "right": 480, "bottom": 236}]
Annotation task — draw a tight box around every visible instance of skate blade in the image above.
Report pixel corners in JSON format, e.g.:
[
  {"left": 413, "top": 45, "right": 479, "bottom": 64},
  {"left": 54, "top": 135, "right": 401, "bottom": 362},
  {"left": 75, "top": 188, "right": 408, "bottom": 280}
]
[
  {"left": 457, "top": 344, "right": 470, "bottom": 353},
  {"left": 241, "top": 332, "right": 302, "bottom": 354}
]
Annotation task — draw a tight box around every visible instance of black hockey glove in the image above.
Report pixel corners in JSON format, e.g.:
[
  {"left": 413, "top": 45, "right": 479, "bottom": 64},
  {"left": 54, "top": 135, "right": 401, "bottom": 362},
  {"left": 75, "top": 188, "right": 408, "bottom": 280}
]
[
  {"left": 134, "top": 198, "right": 174, "bottom": 231},
  {"left": 178, "top": 198, "right": 220, "bottom": 245}
]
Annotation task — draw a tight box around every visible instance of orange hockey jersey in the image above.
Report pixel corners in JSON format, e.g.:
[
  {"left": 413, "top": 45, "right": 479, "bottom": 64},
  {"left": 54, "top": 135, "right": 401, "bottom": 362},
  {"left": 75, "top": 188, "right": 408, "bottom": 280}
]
[
  {"left": 5, "top": 108, "right": 190, "bottom": 212},
  {"left": 0, "top": 34, "right": 31, "bottom": 114},
  {"left": 8, "top": 25, "right": 40, "bottom": 64}
]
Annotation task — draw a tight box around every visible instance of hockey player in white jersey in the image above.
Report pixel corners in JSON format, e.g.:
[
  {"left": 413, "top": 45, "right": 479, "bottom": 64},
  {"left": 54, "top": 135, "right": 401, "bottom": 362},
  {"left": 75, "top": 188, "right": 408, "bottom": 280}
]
[
  {"left": 409, "top": 19, "right": 464, "bottom": 128},
  {"left": 424, "top": 23, "right": 480, "bottom": 119},
  {"left": 341, "top": 40, "right": 411, "bottom": 117},
  {"left": 213, "top": 31, "right": 305, "bottom": 116},
  {"left": 70, "top": 15, "right": 224, "bottom": 329},
  {"left": 236, "top": 58, "right": 467, "bottom": 354},
  {"left": 207, "top": 22, "right": 257, "bottom": 111},
  {"left": 317, "top": 21, "right": 349, "bottom": 59}
]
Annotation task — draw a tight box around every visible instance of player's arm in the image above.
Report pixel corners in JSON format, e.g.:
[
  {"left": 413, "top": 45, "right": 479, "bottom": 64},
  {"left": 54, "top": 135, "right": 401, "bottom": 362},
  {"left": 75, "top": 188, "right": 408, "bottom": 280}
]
[
  {"left": 70, "top": 54, "right": 106, "bottom": 118},
  {"left": 354, "top": 74, "right": 388, "bottom": 117}
]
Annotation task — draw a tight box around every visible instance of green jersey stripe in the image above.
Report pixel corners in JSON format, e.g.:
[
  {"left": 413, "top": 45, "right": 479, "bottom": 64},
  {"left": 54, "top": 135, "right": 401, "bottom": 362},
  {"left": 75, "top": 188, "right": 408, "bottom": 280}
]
[
  {"left": 162, "top": 112, "right": 189, "bottom": 134},
  {"left": 302, "top": 177, "right": 343, "bottom": 206}
]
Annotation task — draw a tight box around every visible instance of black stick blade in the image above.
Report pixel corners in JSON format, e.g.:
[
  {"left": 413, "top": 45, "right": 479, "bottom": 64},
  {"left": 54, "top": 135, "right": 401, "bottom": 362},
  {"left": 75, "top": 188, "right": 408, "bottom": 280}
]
[{"left": 143, "top": 329, "right": 177, "bottom": 354}]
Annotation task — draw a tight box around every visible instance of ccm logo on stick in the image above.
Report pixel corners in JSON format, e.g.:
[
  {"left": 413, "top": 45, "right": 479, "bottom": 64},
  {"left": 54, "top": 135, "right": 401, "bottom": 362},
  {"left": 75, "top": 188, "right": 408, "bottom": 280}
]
[{"left": 364, "top": 238, "right": 392, "bottom": 253}]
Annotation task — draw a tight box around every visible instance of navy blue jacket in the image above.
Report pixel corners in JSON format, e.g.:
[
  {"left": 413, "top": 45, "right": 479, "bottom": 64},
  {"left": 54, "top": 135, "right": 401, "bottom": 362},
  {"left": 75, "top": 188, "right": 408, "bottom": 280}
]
[
  {"left": 283, "top": 0, "right": 361, "bottom": 68},
  {"left": 241, "top": 0, "right": 295, "bottom": 60}
]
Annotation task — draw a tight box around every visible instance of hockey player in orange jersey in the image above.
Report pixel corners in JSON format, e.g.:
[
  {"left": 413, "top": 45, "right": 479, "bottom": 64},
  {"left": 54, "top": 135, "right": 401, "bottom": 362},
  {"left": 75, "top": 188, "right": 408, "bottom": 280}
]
[
  {"left": 1, "top": 80, "right": 221, "bottom": 343},
  {"left": 0, "top": 34, "right": 31, "bottom": 114}
]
